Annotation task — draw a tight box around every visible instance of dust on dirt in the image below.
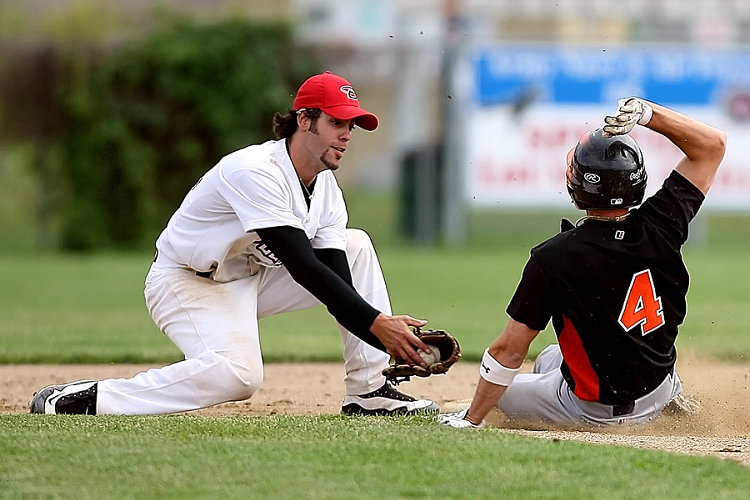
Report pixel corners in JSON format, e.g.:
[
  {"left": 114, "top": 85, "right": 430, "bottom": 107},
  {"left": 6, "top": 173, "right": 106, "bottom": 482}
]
[{"left": 2, "top": 353, "right": 748, "bottom": 466}]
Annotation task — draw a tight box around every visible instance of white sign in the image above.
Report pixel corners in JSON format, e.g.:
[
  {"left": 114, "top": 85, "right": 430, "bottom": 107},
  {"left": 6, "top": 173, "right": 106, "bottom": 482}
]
[{"left": 466, "top": 46, "right": 750, "bottom": 210}]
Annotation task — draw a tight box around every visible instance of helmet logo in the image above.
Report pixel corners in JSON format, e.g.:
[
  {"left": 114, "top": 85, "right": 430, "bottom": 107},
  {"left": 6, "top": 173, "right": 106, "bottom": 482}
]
[
  {"left": 339, "top": 85, "right": 358, "bottom": 100},
  {"left": 611, "top": 198, "right": 624, "bottom": 205},
  {"left": 584, "top": 173, "right": 601, "bottom": 183}
]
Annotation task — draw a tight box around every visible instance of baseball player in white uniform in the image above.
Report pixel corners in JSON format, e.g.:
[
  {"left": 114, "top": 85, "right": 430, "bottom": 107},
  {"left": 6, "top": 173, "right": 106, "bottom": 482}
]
[{"left": 30, "top": 71, "right": 438, "bottom": 416}]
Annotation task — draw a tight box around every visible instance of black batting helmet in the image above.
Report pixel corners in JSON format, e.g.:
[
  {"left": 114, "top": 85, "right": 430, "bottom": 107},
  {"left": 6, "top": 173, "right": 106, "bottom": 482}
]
[{"left": 566, "top": 128, "right": 647, "bottom": 210}]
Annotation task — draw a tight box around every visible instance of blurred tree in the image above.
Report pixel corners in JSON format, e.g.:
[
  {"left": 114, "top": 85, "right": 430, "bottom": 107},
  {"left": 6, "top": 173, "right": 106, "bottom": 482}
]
[
  {"left": 0, "top": 41, "right": 69, "bottom": 249},
  {"left": 0, "top": 17, "right": 319, "bottom": 251}
]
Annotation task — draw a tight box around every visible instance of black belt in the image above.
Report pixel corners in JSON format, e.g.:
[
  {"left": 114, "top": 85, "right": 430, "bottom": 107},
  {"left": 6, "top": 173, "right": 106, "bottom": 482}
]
[{"left": 612, "top": 401, "right": 635, "bottom": 417}]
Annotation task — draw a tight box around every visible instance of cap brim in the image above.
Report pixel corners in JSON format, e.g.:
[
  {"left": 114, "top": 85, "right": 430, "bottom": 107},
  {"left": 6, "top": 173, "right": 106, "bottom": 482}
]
[{"left": 321, "top": 106, "right": 379, "bottom": 131}]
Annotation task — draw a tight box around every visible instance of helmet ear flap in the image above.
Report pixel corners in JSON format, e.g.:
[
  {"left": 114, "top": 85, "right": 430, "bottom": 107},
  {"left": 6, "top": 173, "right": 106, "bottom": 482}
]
[
  {"left": 566, "top": 163, "right": 584, "bottom": 209},
  {"left": 565, "top": 147, "right": 584, "bottom": 208}
]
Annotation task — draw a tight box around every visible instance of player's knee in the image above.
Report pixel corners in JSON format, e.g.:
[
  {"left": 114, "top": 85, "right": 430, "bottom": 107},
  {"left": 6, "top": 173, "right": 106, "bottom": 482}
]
[
  {"left": 345, "top": 228, "right": 375, "bottom": 259},
  {"left": 345, "top": 228, "right": 371, "bottom": 248},
  {"left": 219, "top": 352, "right": 264, "bottom": 401},
  {"left": 533, "top": 344, "right": 563, "bottom": 374},
  {"left": 230, "top": 362, "right": 264, "bottom": 400}
]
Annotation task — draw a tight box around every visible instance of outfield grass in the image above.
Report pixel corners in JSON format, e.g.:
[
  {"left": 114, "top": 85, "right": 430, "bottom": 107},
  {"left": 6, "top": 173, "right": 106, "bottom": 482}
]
[
  {"left": 0, "top": 244, "right": 748, "bottom": 364},
  {"left": 2, "top": 414, "right": 749, "bottom": 500}
]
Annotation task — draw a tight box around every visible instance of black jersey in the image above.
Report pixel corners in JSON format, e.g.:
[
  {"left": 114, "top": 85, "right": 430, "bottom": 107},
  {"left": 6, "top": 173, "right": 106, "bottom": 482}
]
[{"left": 507, "top": 171, "right": 705, "bottom": 406}]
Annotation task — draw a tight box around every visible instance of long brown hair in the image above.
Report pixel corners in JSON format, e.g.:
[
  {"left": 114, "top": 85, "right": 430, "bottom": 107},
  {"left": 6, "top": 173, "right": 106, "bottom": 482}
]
[{"left": 272, "top": 108, "right": 322, "bottom": 139}]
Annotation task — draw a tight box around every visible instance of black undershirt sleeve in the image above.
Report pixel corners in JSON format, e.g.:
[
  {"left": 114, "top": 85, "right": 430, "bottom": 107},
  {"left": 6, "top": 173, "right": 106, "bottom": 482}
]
[
  {"left": 255, "top": 225, "right": 386, "bottom": 352},
  {"left": 312, "top": 247, "right": 353, "bottom": 287}
]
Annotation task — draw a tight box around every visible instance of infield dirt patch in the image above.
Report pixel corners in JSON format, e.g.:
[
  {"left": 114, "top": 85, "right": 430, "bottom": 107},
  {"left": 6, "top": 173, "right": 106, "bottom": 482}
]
[{"left": 2, "top": 353, "right": 748, "bottom": 466}]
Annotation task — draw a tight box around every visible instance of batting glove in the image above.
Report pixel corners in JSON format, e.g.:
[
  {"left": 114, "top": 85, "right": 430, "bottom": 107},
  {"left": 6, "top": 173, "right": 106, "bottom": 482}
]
[
  {"left": 438, "top": 408, "right": 486, "bottom": 429},
  {"left": 603, "top": 97, "right": 653, "bottom": 136}
]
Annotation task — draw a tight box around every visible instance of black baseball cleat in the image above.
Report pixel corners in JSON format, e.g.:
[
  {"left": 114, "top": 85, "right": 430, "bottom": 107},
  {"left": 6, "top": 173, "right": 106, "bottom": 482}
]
[
  {"left": 29, "top": 380, "right": 98, "bottom": 415},
  {"left": 341, "top": 382, "right": 438, "bottom": 416}
]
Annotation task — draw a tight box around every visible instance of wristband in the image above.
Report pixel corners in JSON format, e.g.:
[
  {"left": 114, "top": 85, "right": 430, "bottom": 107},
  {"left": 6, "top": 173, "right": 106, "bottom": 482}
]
[
  {"left": 479, "top": 348, "right": 521, "bottom": 386},
  {"left": 638, "top": 102, "right": 653, "bottom": 126}
]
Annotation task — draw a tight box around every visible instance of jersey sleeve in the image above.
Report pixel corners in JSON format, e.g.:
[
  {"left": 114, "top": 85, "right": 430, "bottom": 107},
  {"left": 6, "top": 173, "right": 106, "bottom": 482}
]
[
  {"left": 310, "top": 175, "right": 348, "bottom": 251},
  {"left": 218, "top": 160, "right": 303, "bottom": 232},
  {"left": 506, "top": 252, "right": 555, "bottom": 332},
  {"left": 637, "top": 170, "right": 705, "bottom": 246}
]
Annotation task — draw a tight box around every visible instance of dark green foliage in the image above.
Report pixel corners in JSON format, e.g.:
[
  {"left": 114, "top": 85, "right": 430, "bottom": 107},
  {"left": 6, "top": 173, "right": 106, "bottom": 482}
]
[
  {"left": 0, "top": 18, "right": 319, "bottom": 250},
  {"left": 64, "top": 18, "right": 319, "bottom": 250}
]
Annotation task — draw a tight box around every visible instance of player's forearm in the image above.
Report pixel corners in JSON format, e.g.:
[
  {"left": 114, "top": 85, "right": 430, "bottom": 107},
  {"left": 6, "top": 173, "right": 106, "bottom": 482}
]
[
  {"left": 466, "top": 378, "right": 507, "bottom": 425},
  {"left": 465, "top": 319, "right": 537, "bottom": 424},
  {"left": 256, "top": 226, "right": 385, "bottom": 349},
  {"left": 291, "top": 263, "right": 381, "bottom": 344},
  {"left": 645, "top": 101, "right": 725, "bottom": 161},
  {"left": 294, "top": 266, "right": 383, "bottom": 347},
  {"left": 643, "top": 101, "right": 727, "bottom": 194}
]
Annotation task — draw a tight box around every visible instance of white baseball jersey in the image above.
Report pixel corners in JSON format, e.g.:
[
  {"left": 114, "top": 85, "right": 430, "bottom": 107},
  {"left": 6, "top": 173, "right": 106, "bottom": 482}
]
[{"left": 155, "top": 139, "right": 348, "bottom": 282}]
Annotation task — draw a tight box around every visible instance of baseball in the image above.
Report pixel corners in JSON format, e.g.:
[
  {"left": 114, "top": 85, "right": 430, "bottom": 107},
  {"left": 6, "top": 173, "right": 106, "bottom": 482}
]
[{"left": 417, "top": 344, "right": 440, "bottom": 365}]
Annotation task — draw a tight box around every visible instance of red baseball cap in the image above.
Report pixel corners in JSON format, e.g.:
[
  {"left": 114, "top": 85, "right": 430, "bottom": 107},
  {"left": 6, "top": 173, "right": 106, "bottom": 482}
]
[{"left": 292, "top": 71, "right": 379, "bottom": 131}]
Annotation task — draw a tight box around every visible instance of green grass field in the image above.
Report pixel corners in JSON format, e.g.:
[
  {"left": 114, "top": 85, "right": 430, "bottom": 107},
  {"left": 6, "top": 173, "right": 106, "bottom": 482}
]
[
  {"left": 1, "top": 245, "right": 748, "bottom": 364},
  {"left": 3, "top": 414, "right": 749, "bottom": 500},
  {"left": 2, "top": 200, "right": 750, "bottom": 499}
]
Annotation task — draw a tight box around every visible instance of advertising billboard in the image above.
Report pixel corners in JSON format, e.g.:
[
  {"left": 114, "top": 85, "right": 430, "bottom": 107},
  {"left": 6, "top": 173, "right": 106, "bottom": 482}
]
[{"left": 466, "top": 46, "right": 750, "bottom": 210}]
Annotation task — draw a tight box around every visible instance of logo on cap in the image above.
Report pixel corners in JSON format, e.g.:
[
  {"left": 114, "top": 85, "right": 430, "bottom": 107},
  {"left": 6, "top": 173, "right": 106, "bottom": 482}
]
[{"left": 340, "top": 85, "right": 358, "bottom": 101}]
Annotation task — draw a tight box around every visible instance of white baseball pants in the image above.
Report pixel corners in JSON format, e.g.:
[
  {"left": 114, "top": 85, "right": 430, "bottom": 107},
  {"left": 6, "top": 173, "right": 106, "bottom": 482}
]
[
  {"left": 96, "top": 229, "right": 391, "bottom": 415},
  {"left": 497, "top": 345, "right": 683, "bottom": 426}
]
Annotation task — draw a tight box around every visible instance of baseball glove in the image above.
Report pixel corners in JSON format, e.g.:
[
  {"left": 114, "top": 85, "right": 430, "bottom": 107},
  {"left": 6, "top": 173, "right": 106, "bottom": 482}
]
[{"left": 382, "top": 327, "right": 461, "bottom": 384}]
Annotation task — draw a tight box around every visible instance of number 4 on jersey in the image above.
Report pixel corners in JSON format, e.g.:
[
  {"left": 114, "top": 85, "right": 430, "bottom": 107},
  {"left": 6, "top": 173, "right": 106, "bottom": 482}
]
[{"left": 618, "top": 269, "right": 665, "bottom": 336}]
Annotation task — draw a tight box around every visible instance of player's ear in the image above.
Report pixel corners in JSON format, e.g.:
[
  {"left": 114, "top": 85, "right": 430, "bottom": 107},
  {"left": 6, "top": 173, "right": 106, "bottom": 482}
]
[{"left": 296, "top": 111, "right": 309, "bottom": 132}]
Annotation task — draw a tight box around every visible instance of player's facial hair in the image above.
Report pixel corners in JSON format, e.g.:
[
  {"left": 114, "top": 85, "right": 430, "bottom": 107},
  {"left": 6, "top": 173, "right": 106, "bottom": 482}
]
[{"left": 308, "top": 119, "right": 339, "bottom": 171}]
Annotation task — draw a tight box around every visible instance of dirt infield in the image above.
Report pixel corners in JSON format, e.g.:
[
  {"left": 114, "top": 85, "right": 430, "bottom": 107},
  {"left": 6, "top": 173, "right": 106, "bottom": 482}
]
[{"left": 2, "top": 353, "right": 748, "bottom": 466}]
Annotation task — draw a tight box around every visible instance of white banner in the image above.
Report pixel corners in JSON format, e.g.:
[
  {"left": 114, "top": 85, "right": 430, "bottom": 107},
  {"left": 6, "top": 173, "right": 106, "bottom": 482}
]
[{"left": 466, "top": 46, "right": 750, "bottom": 210}]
